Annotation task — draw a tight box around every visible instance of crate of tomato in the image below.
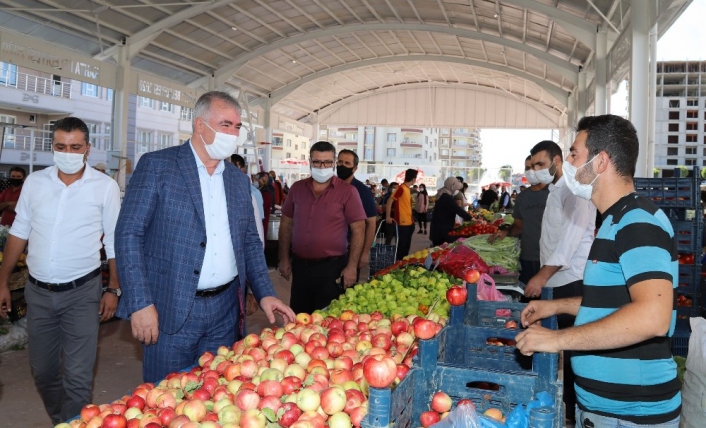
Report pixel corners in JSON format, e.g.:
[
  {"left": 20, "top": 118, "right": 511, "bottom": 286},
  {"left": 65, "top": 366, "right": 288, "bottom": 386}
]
[{"left": 448, "top": 220, "right": 501, "bottom": 238}]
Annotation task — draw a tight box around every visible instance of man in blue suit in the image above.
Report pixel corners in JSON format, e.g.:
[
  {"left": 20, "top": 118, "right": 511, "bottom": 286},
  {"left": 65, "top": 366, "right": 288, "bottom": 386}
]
[{"left": 116, "top": 91, "right": 295, "bottom": 383}]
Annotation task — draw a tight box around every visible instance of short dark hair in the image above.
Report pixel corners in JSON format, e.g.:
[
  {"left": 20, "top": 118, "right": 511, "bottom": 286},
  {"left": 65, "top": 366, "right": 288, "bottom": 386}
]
[
  {"left": 381, "top": 179, "right": 389, "bottom": 185},
  {"left": 455, "top": 176, "right": 464, "bottom": 183},
  {"left": 310, "top": 141, "right": 336, "bottom": 158},
  {"left": 230, "top": 154, "right": 245, "bottom": 169},
  {"left": 576, "top": 114, "right": 638, "bottom": 178},
  {"left": 338, "top": 149, "right": 359, "bottom": 166},
  {"left": 530, "top": 140, "right": 562, "bottom": 163},
  {"left": 256, "top": 172, "right": 269, "bottom": 181},
  {"left": 52, "top": 117, "right": 89, "bottom": 144},
  {"left": 525, "top": 155, "right": 532, "bottom": 161},
  {"left": 404, "top": 169, "right": 418, "bottom": 183},
  {"left": 193, "top": 91, "right": 241, "bottom": 127},
  {"left": 9, "top": 166, "right": 26, "bottom": 178}
]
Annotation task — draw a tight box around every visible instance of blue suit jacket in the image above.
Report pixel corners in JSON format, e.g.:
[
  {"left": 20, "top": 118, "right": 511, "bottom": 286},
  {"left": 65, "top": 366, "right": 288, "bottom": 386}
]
[{"left": 115, "top": 142, "right": 276, "bottom": 334}]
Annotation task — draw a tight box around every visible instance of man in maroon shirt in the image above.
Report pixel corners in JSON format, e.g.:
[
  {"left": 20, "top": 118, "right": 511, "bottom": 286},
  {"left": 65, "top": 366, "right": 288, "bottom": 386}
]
[
  {"left": 278, "top": 141, "right": 367, "bottom": 314},
  {"left": 0, "top": 166, "right": 26, "bottom": 226}
]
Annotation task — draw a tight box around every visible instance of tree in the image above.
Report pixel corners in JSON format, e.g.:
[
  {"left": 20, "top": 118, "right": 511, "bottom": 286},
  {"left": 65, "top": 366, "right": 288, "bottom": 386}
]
[
  {"left": 677, "top": 165, "right": 689, "bottom": 177},
  {"left": 498, "top": 164, "right": 513, "bottom": 182},
  {"left": 653, "top": 168, "right": 660, "bottom": 178},
  {"left": 700, "top": 167, "right": 706, "bottom": 179}
]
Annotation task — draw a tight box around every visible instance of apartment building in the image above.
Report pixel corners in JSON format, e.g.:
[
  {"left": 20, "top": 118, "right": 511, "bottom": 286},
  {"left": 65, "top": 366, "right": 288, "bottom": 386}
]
[{"left": 654, "top": 61, "right": 706, "bottom": 177}]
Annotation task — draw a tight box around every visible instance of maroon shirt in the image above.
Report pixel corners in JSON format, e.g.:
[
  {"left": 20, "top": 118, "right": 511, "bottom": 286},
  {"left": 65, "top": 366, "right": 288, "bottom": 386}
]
[
  {"left": 281, "top": 176, "right": 367, "bottom": 259},
  {"left": 0, "top": 185, "right": 22, "bottom": 226}
]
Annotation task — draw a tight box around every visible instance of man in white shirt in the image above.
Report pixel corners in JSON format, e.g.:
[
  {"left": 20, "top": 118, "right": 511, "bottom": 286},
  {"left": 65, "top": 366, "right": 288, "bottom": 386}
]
[
  {"left": 525, "top": 139, "right": 596, "bottom": 423},
  {"left": 0, "top": 117, "right": 121, "bottom": 425}
]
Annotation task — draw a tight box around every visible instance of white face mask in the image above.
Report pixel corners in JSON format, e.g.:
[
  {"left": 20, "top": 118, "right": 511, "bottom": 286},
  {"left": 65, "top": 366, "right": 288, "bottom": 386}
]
[
  {"left": 310, "top": 166, "right": 334, "bottom": 183},
  {"left": 535, "top": 161, "right": 555, "bottom": 185},
  {"left": 54, "top": 150, "right": 87, "bottom": 174},
  {"left": 525, "top": 169, "right": 541, "bottom": 185},
  {"left": 199, "top": 121, "right": 239, "bottom": 160},
  {"left": 563, "top": 155, "right": 600, "bottom": 200}
]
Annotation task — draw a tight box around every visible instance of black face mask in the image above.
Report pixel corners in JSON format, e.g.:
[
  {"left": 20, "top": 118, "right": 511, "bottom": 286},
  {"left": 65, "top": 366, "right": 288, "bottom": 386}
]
[
  {"left": 9, "top": 178, "right": 22, "bottom": 187},
  {"left": 336, "top": 165, "right": 354, "bottom": 180}
]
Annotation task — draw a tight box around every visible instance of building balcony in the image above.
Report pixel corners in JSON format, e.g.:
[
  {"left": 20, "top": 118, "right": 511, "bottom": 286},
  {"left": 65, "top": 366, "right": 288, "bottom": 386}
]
[
  {"left": 400, "top": 141, "right": 422, "bottom": 148},
  {"left": 401, "top": 128, "right": 423, "bottom": 134},
  {"left": 0, "top": 70, "right": 72, "bottom": 99},
  {"left": 337, "top": 141, "right": 358, "bottom": 146},
  {"left": 338, "top": 127, "right": 358, "bottom": 132},
  {"left": 451, "top": 155, "right": 467, "bottom": 160}
]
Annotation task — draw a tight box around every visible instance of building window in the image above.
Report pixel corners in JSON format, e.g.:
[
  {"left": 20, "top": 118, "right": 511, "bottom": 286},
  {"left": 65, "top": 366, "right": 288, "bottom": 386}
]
[
  {"left": 157, "top": 133, "right": 172, "bottom": 149},
  {"left": 686, "top": 158, "right": 697, "bottom": 166},
  {"left": 364, "top": 147, "right": 373, "bottom": 160},
  {"left": 440, "top": 149, "right": 449, "bottom": 156},
  {"left": 687, "top": 99, "right": 698, "bottom": 106},
  {"left": 272, "top": 137, "right": 282, "bottom": 147},
  {"left": 386, "top": 133, "right": 396, "bottom": 143},
  {"left": 301, "top": 142, "right": 307, "bottom": 149},
  {"left": 687, "top": 110, "right": 698, "bottom": 119},
  {"left": 286, "top": 139, "right": 292, "bottom": 147},
  {"left": 81, "top": 82, "right": 98, "bottom": 97},
  {"left": 667, "top": 159, "right": 678, "bottom": 165},
  {"left": 365, "top": 133, "right": 374, "bottom": 145},
  {"left": 137, "top": 130, "right": 152, "bottom": 153},
  {"left": 301, "top": 154, "right": 305, "bottom": 160},
  {"left": 669, "top": 100, "right": 680, "bottom": 108},
  {"left": 0, "top": 62, "right": 18, "bottom": 85},
  {"left": 386, "top": 148, "right": 396, "bottom": 157},
  {"left": 105, "top": 88, "right": 113, "bottom": 101},
  {"left": 669, "top": 111, "right": 680, "bottom": 120},
  {"left": 160, "top": 102, "right": 173, "bottom": 112},
  {"left": 668, "top": 148, "right": 679, "bottom": 156},
  {"left": 180, "top": 107, "right": 194, "bottom": 121},
  {"left": 367, "top": 165, "right": 376, "bottom": 174},
  {"left": 440, "top": 138, "right": 449, "bottom": 147},
  {"left": 669, "top": 123, "right": 680, "bottom": 132},
  {"left": 686, "top": 134, "right": 697, "bottom": 142},
  {"left": 286, "top": 152, "right": 291, "bottom": 158},
  {"left": 686, "top": 147, "right": 697, "bottom": 155},
  {"left": 687, "top": 123, "right": 698, "bottom": 131},
  {"left": 139, "top": 97, "right": 154, "bottom": 108},
  {"left": 668, "top": 135, "right": 679, "bottom": 144}
]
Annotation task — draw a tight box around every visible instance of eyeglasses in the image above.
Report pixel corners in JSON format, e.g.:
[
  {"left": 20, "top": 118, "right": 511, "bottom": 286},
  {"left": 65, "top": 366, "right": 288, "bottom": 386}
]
[{"left": 311, "top": 160, "right": 334, "bottom": 168}]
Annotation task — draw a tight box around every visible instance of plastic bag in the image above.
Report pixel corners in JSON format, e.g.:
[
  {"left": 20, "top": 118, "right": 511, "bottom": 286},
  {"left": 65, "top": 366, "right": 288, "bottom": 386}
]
[
  {"left": 680, "top": 317, "right": 706, "bottom": 428},
  {"left": 430, "top": 402, "right": 483, "bottom": 428},
  {"left": 477, "top": 273, "right": 508, "bottom": 303}
]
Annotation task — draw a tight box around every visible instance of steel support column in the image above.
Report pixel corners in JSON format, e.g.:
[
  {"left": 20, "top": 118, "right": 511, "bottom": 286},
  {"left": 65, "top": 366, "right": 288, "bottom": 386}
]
[
  {"left": 263, "top": 98, "right": 273, "bottom": 173},
  {"left": 595, "top": 28, "right": 608, "bottom": 115},
  {"left": 113, "top": 45, "right": 131, "bottom": 191},
  {"left": 630, "top": 6, "right": 651, "bottom": 177},
  {"left": 647, "top": 23, "right": 658, "bottom": 177}
]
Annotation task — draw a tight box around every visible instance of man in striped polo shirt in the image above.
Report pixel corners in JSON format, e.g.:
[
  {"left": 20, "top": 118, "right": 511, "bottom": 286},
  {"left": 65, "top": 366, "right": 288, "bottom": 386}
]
[{"left": 516, "top": 114, "right": 681, "bottom": 427}]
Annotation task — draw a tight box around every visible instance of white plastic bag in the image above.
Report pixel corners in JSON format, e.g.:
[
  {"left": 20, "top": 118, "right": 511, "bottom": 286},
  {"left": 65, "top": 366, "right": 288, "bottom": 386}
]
[
  {"left": 431, "top": 403, "right": 483, "bottom": 428},
  {"left": 0, "top": 320, "right": 28, "bottom": 352},
  {"left": 680, "top": 317, "right": 706, "bottom": 428}
]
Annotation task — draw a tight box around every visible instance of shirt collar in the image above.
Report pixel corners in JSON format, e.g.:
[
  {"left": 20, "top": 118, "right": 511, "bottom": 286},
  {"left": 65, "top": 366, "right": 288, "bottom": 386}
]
[
  {"left": 189, "top": 140, "right": 224, "bottom": 175},
  {"left": 50, "top": 163, "right": 93, "bottom": 187}
]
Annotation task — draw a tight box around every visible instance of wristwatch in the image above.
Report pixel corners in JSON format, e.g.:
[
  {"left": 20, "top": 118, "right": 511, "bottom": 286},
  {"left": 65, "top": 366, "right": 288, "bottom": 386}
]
[{"left": 102, "top": 287, "right": 122, "bottom": 297}]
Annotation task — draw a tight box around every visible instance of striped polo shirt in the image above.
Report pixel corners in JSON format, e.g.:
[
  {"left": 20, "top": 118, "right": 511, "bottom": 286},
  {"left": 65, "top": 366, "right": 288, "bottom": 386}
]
[{"left": 573, "top": 193, "right": 681, "bottom": 424}]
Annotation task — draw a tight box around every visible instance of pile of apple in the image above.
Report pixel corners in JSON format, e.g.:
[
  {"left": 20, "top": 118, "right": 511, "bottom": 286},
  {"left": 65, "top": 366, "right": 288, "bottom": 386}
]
[
  {"left": 321, "top": 266, "right": 457, "bottom": 319},
  {"left": 418, "top": 391, "right": 505, "bottom": 427},
  {"left": 55, "top": 310, "right": 446, "bottom": 428}
]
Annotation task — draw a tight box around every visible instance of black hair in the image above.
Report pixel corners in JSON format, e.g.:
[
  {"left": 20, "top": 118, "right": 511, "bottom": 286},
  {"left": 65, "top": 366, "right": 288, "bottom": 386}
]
[
  {"left": 455, "top": 176, "right": 464, "bottom": 183},
  {"left": 9, "top": 166, "right": 26, "bottom": 178},
  {"left": 404, "top": 169, "right": 418, "bottom": 183},
  {"left": 310, "top": 141, "right": 336, "bottom": 157},
  {"left": 52, "top": 117, "right": 89, "bottom": 144},
  {"left": 576, "top": 114, "right": 639, "bottom": 178},
  {"left": 230, "top": 154, "right": 246, "bottom": 169},
  {"left": 338, "top": 149, "right": 359, "bottom": 166},
  {"left": 381, "top": 179, "right": 389, "bottom": 185},
  {"left": 530, "top": 140, "right": 562, "bottom": 164}
]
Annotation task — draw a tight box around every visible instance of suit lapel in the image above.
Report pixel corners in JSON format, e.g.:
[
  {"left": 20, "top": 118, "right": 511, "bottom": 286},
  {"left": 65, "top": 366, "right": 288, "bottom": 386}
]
[
  {"left": 223, "top": 164, "right": 240, "bottom": 239},
  {"left": 177, "top": 141, "right": 206, "bottom": 228}
]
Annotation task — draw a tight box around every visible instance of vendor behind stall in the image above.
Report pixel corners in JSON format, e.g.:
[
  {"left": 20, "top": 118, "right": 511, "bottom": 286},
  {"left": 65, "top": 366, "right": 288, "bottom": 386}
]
[{"left": 429, "top": 177, "right": 473, "bottom": 247}]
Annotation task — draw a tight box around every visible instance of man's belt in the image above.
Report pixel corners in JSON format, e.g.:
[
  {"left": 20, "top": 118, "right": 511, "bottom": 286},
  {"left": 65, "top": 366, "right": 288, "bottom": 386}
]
[
  {"left": 29, "top": 267, "right": 102, "bottom": 292},
  {"left": 195, "top": 276, "right": 237, "bottom": 298}
]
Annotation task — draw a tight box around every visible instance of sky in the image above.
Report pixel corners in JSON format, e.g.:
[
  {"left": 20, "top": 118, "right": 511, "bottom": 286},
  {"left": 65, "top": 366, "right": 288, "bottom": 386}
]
[{"left": 480, "top": 0, "right": 706, "bottom": 173}]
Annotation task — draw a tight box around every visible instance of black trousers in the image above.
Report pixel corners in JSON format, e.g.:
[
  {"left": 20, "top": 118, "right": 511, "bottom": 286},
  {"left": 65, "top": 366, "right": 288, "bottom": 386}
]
[
  {"left": 396, "top": 224, "right": 415, "bottom": 260},
  {"left": 552, "top": 279, "right": 584, "bottom": 422},
  {"left": 290, "top": 255, "right": 347, "bottom": 314}
]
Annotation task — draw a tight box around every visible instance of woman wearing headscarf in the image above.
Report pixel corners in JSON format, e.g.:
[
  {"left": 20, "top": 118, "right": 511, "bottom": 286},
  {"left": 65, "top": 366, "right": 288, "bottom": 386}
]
[
  {"left": 429, "top": 177, "right": 473, "bottom": 246},
  {"left": 415, "top": 184, "right": 429, "bottom": 235}
]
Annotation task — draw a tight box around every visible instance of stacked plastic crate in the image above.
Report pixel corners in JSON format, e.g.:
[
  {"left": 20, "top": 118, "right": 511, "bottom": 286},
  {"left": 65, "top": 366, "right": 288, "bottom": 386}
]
[
  {"left": 634, "top": 167, "right": 703, "bottom": 357},
  {"left": 363, "top": 285, "right": 563, "bottom": 428}
]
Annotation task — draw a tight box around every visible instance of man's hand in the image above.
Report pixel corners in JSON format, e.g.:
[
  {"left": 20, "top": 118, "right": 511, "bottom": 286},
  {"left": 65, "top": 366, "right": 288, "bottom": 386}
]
[
  {"left": 524, "top": 275, "right": 547, "bottom": 299},
  {"left": 341, "top": 265, "right": 357, "bottom": 288},
  {"left": 131, "top": 305, "right": 159, "bottom": 345},
  {"left": 98, "top": 292, "right": 118, "bottom": 322},
  {"left": 488, "top": 229, "right": 508, "bottom": 244},
  {"left": 358, "top": 250, "right": 370, "bottom": 269},
  {"left": 0, "top": 284, "right": 11, "bottom": 319},
  {"left": 520, "top": 300, "right": 556, "bottom": 327},
  {"left": 278, "top": 259, "right": 292, "bottom": 281},
  {"left": 260, "top": 296, "right": 295, "bottom": 325},
  {"left": 515, "top": 324, "right": 562, "bottom": 356},
  {"left": 385, "top": 218, "right": 392, "bottom": 224}
]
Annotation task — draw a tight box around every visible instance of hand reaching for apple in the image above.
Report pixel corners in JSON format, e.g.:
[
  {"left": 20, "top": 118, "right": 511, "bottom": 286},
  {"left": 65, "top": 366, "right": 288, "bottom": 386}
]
[
  {"left": 131, "top": 304, "right": 159, "bottom": 345},
  {"left": 260, "top": 296, "right": 295, "bottom": 325},
  {"left": 520, "top": 300, "right": 555, "bottom": 327},
  {"left": 515, "top": 324, "right": 562, "bottom": 355}
]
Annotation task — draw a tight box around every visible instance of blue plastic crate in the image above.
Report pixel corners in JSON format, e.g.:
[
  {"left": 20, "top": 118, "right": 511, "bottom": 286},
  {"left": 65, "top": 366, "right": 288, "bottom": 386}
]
[
  {"left": 677, "top": 264, "right": 701, "bottom": 295},
  {"left": 671, "top": 219, "right": 704, "bottom": 254},
  {"left": 634, "top": 167, "right": 701, "bottom": 209},
  {"left": 671, "top": 328, "right": 691, "bottom": 357},
  {"left": 363, "top": 364, "right": 563, "bottom": 428},
  {"left": 464, "top": 283, "right": 557, "bottom": 330}
]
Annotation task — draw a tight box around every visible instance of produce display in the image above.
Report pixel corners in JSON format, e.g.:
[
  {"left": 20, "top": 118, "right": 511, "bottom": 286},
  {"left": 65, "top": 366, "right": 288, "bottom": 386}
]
[
  {"left": 460, "top": 234, "right": 521, "bottom": 273},
  {"left": 57, "top": 311, "right": 447, "bottom": 428},
  {"left": 319, "top": 266, "right": 456, "bottom": 319},
  {"left": 447, "top": 220, "right": 500, "bottom": 238}
]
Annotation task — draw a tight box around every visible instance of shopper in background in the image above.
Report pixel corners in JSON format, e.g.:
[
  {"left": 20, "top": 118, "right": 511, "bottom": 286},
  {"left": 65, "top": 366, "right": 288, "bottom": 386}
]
[
  {"left": 116, "top": 91, "right": 294, "bottom": 383},
  {"left": 93, "top": 162, "right": 107, "bottom": 174},
  {"left": 256, "top": 172, "right": 273, "bottom": 234},
  {"left": 278, "top": 141, "right": 367, "bottom": 314},
  {"left": 517, "top": 115, "right": 681, "bottom": 427},
  {"left": 269, "top": 170, "right": 286, "bottom": 206},
  {"left": 0, "top": 117, "right": 121, "bottom": 424},
  {"left": 490, "top": 155, "right": 549, "bottom": 286},
  {"left": 230, "top": 154, "right": 265, "bottom": 240},
  {"left": 479, "top": 184, "right": 498, "bottom": 209},
  {"left": 0, "top": 166, "right": 26, "bottom": 226},
  {"left": 524, "top": 139, "right": 596, "bottom": 422},
  {"left": 381, "top": 182, "right": 398, "bottom": 245},
  {"left": 386, "top": 169, "right": 418, "bottom": 260},
  {"left": 430, "top": 177, "right": 473, "bottom": 246},
  {"left": 337, "top": 149, "right": 377, "bottom": 277},
  {"left": 499, "top": 186, "right": 513, "bottom": 210},
  {"left": 416, "top": 183, "right": 429, "bottom": 234}
]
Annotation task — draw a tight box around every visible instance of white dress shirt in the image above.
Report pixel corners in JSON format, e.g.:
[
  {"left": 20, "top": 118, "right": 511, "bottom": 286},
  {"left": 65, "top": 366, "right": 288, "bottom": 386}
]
[
  {"left": 539, "top": 176, "right": 596, "bottom": 288},
  {"left": 11, "top": 165, "right": 121, "bottom": 283},
  {"left": 190, "top": 143, "right": 238, "bottom": 290}
]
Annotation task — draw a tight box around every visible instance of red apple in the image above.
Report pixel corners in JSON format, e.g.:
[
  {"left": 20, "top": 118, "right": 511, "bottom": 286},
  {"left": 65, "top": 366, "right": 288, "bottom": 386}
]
[
  {"left": 102, "top": 414, "right": 127, "bottom": 428},
  {"left": 446, "top": 285, "right": 468, "bottom": 306},
  {"left": 236, "top": 388, "right": 261, "bottom": 411},
  {"left": 457, "top": 398, "right": 476, "bottom": 410},
  {"left": 464, "top": 269, "right": 480, "bottom": 284},
  {"left": 240, "top": 408, "right": 267, "bottom": 428},
  {"left": 413, "top": 319, "right": 437, "bottom": 340},
  {"left": 371, "top": 334, "right": 392, "bottom": 351},
  {"left": 504, "top": 320, "right": 518, "bottom": 329},
  {"left": 257, "top": 380, "right": 283, "bottom": 397},
  {"left": 296, "top": 388, "right": 321, "bottom": 412},
  {"left": 157, "top": 408, "right": 177, "bottom": 426},
  {"left": 320, "top": 387, "right": 347, "bottom": 415},
  {"left": 349, "top": 406, "right": 367, "bottom": 427},
  {"left": 277, "top": 402, "right": 302, "bottom": 427},
  {"left": 296, "top": 313, "right": 312, "bottom": 325},
  {"left": 431, "top": 391, "right": 452, "bottom": 413},
  {"left": 420, "top": 410, "right": 441, "bottom": 427},
  {"left": 362, "top": 355, "right": 397, "bottom": 388},
  {"left": 281, "top": 376, "right": 303, "bottom": 394},
  {"left": 182, "top": 400, "right": 207, "bottom": 422},
  {"left": 81, "top": 404, "right": 101, "bottom": 422},
  {"left": 396, "top": 364, "right": 410, "bottom": 381},
  {"left": 344, "top": 389, "right": 365, "bottom": 413}
]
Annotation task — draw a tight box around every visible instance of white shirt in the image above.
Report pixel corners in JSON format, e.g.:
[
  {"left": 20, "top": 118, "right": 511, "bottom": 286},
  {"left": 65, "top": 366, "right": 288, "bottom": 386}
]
[
  {"left": 540, "top": 176, "right": 596, "bottom": 288},
  {"left": 252, "top": 195, "right": 265, "bottom": 247},
  {"left": 11, "top": 165, "right": 121, "bottom": 283},
  {"left": 190, "top": 143, "right": 238, "bottom": 289}
]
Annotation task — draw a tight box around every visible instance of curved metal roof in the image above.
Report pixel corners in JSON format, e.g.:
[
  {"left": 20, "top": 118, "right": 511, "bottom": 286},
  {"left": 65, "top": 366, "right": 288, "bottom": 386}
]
[{"left": 0, "top": 0, "right": 690, "bottom": 123}]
